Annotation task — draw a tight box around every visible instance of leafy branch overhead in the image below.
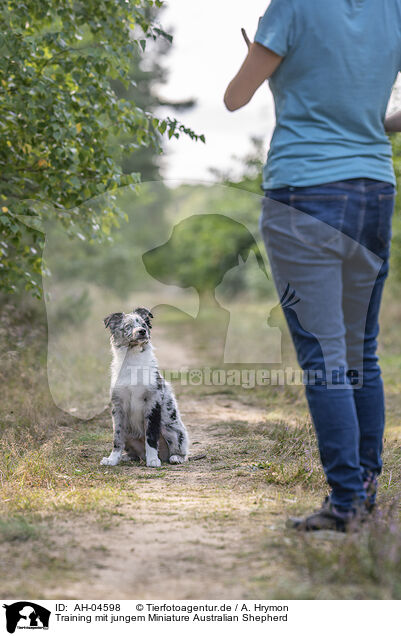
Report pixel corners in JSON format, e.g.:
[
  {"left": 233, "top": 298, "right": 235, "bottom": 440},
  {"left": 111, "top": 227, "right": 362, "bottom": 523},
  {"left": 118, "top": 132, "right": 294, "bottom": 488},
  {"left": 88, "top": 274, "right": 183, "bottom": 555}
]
[{"left": 0, "top": 0, "right": 204, "bottom": 295}]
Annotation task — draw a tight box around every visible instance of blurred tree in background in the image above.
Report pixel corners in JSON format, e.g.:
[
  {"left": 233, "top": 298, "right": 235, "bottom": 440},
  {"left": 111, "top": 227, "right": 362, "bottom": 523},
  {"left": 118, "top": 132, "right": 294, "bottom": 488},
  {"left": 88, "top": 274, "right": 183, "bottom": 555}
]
[
  {"left": 47, "top": 183, "right": 173, "bottom": 298},
  {"left": 143, "top": 213, "right": 268, "bottom": 301},
  {"left": 208, "top": 136, "right": 265, "bottom": 196},
  {"left": 0, "top": 0, "right": 203, "bottom": 296},
  {"left": 110, "top": 3, "right": 196, "bottom": 182}
]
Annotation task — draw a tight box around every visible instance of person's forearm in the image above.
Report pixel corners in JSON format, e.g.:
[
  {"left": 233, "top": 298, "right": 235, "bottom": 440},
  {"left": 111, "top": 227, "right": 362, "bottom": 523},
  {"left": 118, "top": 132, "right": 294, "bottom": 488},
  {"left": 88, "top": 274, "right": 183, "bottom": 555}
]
[
  {"left": 224, "top": 42, "right": 282, "bottom": 112},
  {"left": 384, "top": 110, "right": 401, "bottom": 132},
  {"left": 224, "top": 50, "right": 253, "bottom": 112}
]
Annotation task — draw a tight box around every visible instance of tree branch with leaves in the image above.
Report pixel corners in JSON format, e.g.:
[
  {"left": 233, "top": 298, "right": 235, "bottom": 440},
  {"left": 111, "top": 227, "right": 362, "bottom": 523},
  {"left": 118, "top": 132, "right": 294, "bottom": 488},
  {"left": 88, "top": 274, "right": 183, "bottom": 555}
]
[{"left": 0, "top": 0, "right": 204, "bottom": 295}]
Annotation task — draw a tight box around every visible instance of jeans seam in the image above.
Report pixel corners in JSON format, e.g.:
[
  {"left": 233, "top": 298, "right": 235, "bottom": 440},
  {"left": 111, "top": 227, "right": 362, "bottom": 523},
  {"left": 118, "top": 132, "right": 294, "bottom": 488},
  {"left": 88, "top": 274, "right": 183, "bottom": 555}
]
[
  {"left": 350, "top": 188, "right": 367, "bottom": 257},
  {"left": 377, "top": 193, "right": 395, "bottom": 247}
]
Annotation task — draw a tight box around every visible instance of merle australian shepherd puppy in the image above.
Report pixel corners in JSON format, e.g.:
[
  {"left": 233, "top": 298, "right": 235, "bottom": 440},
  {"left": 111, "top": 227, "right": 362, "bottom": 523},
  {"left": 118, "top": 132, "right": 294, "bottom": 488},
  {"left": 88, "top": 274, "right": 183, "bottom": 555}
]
[{"left": 101, "top": 307, "right": 189, "bottom": 468}]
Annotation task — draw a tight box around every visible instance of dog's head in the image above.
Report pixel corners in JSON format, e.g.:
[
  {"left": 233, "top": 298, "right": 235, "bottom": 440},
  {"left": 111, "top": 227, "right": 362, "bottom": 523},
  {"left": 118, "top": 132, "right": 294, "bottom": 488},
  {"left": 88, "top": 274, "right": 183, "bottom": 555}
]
[{"left": 103, "top": 307, "right": 153, "bottom": 348}]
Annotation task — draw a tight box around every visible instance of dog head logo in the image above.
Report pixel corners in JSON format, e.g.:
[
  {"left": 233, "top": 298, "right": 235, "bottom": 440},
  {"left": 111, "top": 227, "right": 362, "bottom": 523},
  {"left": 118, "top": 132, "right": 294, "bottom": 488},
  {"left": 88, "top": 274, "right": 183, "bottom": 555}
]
[
  {"left": 142, "top": 213, "right": 268, "bottom": 298},
  {"left": 3, "top": 602, "right": 50, "bottom": 633}
]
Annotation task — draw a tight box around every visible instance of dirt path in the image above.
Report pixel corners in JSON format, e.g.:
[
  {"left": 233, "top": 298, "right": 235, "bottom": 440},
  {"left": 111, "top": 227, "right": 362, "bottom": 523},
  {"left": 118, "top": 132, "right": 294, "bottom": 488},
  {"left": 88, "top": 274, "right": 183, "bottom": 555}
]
[
  {"left": 3, "top": 292, "right": 401, "bottom": 600},
  {"left": 45, "top": 394, "right": 297, "bottom": 600}
]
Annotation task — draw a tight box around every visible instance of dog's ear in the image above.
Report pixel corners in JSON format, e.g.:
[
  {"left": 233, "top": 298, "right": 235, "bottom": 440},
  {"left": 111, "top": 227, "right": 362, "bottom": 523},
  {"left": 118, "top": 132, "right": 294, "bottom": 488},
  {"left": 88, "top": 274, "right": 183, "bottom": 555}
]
[
  {"left": 134, "top": 307, "right": 153, "bottom": 329},
  {"left": 103, "top": 312, "right": 124, "bottom": 330}
]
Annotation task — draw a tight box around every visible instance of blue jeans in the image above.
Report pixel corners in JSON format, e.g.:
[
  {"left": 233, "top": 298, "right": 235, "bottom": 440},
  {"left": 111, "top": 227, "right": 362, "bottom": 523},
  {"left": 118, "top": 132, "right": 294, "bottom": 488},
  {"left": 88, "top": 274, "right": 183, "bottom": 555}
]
[{"left": 259, "top": 178, "right": 395, "bottom": 509}]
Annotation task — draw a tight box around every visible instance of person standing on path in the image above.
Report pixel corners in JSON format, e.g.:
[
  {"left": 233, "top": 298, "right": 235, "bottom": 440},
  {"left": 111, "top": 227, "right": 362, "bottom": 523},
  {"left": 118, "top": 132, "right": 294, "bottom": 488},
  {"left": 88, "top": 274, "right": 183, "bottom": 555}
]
[{"left": 224, "top": 0, "right": 401, "bottom": 531}]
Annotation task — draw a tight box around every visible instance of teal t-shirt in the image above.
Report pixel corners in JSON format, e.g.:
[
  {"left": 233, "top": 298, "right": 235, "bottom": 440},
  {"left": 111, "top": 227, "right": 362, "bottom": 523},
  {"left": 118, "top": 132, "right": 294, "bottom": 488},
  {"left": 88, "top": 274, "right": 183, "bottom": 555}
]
[{"left": 255, "top": 0, "right": 401, "bottom": 189}]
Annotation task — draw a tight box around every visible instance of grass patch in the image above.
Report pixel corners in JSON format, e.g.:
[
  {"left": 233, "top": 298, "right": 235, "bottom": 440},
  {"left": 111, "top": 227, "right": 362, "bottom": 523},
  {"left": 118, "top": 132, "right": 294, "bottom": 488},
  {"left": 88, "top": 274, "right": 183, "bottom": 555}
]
[
  {"left": 72, "top": 430, "right": 110, "bottom": 445},
  {"left": 135, "top": 471, "right": 167, "bottom": 479},
  {"left": 0, "top": 515, "right": 39, "bottom": 542},
  {"left": 260, "top": 419, "right": 325, "bottom": 489},
  {"left": 2, "top": 484, "right": 135, "bottom": 514},
  {"left": 0, "top": 424, "right": 139, "bottom": 515}
]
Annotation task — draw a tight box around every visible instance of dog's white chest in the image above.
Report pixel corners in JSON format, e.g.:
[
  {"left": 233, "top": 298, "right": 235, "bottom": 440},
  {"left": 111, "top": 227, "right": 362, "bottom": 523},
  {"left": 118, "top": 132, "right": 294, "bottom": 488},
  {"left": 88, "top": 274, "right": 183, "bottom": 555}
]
[
  {"left": 109, "top": 344, "right": 157, "bottom": 437},
  {"left": 110, "top": 345, "right": 155, "bottom": 389}
]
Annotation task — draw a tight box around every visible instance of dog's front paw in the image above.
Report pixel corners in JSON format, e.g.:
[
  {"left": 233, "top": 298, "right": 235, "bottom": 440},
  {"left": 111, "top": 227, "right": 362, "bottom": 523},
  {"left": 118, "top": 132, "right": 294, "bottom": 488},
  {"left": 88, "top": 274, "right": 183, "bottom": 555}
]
[
  {"left": 100, "top": 456, "right": 118, "bottom": 466},
  {"left": 146, "top": 457, "right": 162, "bottom": 468},
  {"left": 169, "top": 455, "right": 186, "bottom": 464}
]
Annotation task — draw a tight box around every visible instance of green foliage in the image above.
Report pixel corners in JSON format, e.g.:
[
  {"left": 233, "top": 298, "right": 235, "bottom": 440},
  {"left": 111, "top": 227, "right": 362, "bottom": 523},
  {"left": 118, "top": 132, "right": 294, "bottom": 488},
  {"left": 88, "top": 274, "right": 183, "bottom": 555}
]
[
  {"left": 47, "top": 182, "right": 172, "bottom": 297},
  {"left": 0, "top": 0, "right": 204, "bottom": 296}
]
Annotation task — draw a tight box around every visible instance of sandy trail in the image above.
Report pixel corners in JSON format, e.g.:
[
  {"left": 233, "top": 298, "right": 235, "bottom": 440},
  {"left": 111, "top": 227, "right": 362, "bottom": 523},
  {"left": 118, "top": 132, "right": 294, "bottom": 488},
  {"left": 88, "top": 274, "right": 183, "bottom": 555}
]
[{"left": 47, "top": 395, "right": 287, "bottom": 600}]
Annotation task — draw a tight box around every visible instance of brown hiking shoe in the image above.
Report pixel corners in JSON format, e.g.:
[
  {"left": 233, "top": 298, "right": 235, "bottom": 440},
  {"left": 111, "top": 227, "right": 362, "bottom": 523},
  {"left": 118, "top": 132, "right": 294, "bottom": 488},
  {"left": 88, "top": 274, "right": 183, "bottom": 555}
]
[{"left": 286, "top": 499, "right": 367, "bottom": 532}]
